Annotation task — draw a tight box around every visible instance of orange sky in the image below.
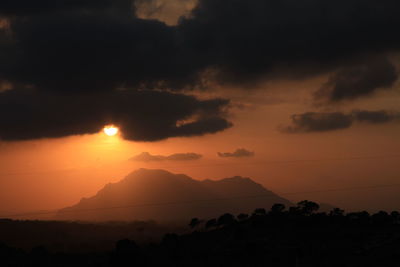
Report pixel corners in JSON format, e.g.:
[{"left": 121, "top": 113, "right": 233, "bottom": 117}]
[
  {"left": 1, "top": 0, "right": 400, "bottom": 217},
  {"left": 1, "top": 76, "right": 399, "bottom": 215}
]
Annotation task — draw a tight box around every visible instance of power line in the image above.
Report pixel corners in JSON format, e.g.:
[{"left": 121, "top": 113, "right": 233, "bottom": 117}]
[
  {"left": 154, "top": 154, "right": 400, "bottom": 169},
  {"left": 0, "top": 168, "right": 78, "bottom": 176},
  {"left": 1, "top": 154, "right": 399, "bottom": 218},
  {"left": 2, "top": 182, "right": 400, "bottom": 219}
]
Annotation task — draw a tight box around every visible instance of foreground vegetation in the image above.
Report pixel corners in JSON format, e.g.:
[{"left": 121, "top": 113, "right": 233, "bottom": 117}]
[{"left": 1, "top": 201, "right": 400, "bottom": 266}]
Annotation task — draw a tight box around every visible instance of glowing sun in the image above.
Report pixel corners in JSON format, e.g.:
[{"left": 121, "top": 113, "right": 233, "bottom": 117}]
[{"left": 103, "top": 125, "right": 119, "bottom": 136}]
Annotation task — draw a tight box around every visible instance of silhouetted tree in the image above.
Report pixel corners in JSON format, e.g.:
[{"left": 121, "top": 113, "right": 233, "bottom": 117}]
[
  {"left": 205, "top": 219, "right": 217, "bottom": 230},
  {"left": 253, "top": 208, "right": 267, "bottom": 216},
  {"left": 372, "top": 211, "right": 391, "bottom": 225},
  {"left": 217, "top": 213, "right": 236, "bottom": 227},
  {"left": 391, "top": 211, "right": 400, "bottom": 224},
  {"left": 329, "top": 208, "right": 345, "bottom": 217},
  {"left": 237, "top": 213, "right": 249, "bottom": 221},
  {"left": 2, "top": 203, "right": 400, "bottom": 267},
  {"left": 297, "top": 200, "right": 320, "bottom": 215},
  {"left": 116, "top": 239, "right": 138, "bottom": 253},
  {"left": 288, "top": 206, "right": 301, "bottom": 215},
  {"left": 347, "top": 211, "right": 370, "bottom": 224},
  {"left": 189, "top": 218, "right": 202, "bottom": 229},
  {"left": 270, "top": 203, "right": 286, "bottom": 214}
]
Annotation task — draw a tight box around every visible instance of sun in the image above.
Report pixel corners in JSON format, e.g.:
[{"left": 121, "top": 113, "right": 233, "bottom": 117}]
[{"left": 103, "top": 125, "right": 119, "bottom": 137}]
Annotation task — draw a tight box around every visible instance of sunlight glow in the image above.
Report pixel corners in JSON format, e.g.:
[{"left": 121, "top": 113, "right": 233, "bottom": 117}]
[{"left": 103, "top": 125, "right": 119, "bottom": 137}]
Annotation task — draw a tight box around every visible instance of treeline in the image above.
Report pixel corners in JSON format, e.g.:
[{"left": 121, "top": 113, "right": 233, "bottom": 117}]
[
  {"left": 1, "top": 201, "right": 400, "bottom": 266},
  {"left": 188, "top": 200, "right": 400, "bottom": 230}
]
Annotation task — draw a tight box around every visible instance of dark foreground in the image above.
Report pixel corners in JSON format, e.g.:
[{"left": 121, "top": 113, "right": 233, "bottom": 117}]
[{"left": 1, "top": 201, "right": 400, "bottom": 267}]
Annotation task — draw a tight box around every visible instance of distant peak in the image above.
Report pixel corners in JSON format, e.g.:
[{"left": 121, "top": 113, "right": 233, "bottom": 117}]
[
  {"left": 132, "top": 168, "right": 170, "bottom": 174},
  {"left": 57, "top": 169, "right": 293, "bottom": 221},
  {"left": 228, "top": 176, "right": 251, "bottom": 180},
  {"left": 218, "top": 176, "right": 254, "bottom": 183},
  {"left": 123, "top": 168, "right": 193, "bottom": 182},
  {"left": 128, "top": 168, "right": 176, "bottom": 177}
]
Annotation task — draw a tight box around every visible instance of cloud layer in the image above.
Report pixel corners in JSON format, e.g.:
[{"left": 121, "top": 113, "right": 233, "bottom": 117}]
[
  {"left": 0, "top": 90, "right": 231, "bottom": 141},
  {"left": 2, "top": 0, "right": 400, "bottom": 92},
  {"left": 1, "top": 0, "right": 400, "bottom": 140},
  {"left": 315, "top": 57, "right": 398, "bottom": 102},
  {"left": 282, "top": 110, "right": 400, "bottom": 133},
  {"left": 131, "top": 152, "right": 203, "bottom": 162},
  {"left": 218, "top": 149, "right": 255, "bottom": 158}
]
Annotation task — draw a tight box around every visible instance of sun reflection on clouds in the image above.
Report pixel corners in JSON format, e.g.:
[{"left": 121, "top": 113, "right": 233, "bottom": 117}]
[{"left": 103, "top": 125, "right": 119, "bottom": 137}]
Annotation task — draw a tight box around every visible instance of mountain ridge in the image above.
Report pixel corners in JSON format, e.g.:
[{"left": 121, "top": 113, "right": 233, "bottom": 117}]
[{"left": 57, "top": 169, "right": 292, "bottom": 222}]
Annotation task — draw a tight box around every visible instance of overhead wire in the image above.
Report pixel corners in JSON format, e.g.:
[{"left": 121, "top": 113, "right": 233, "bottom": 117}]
[{"left": 2, "top": 182, "right": 400, "bottom": 219}]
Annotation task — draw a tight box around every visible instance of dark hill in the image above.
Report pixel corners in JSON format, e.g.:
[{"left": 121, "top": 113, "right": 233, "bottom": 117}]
[{"left": 57, "top": 169, "right": 292, "bottom": 222}]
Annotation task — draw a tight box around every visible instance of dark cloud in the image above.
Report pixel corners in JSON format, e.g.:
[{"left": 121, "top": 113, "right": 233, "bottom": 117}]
[
  {"left": 0, "top": 0, "right": 134, "bottom": 16},
  {"left": 179, "top": 0, "right": 400, "bottom": 85},
  {"left": 0, "top": 0, "right": 205, "bottom": 94},
  {"left": 282, "top": 112, "right": 353, "bottom": 133},
  {"left": 218, "top": 149, "right": 255, "bottom": 158},
  {"left": 1, "top": 0, "right": 400, "bottom": 93},
  {"left": 167, "top": 153, "right": 202, "bottom": 161},
  {"left": 3, "top": 13, "right": 189, "bottom": 92},
  {"left": 282, "top": 110, "right": 400, "bottom": 133},
  {"left": 315, "top": 57, "right": 398, "bottom": 102},
  {"left": 0, "top": 90, "right": 232, "bottom": 141},
  {"left": 1, "top": 1, "right": 400, "bottom": 140},
  {"left": 131, "top": 152, "right": 202, "bottom": 162},
  {"left": 352, "top": 110, "right": 400, "bottom": 124},
  {"left": 131, "top": 152, "right": 165, "bottom": 162}
]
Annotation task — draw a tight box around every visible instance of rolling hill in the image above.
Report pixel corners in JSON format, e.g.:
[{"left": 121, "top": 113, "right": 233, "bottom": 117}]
[{"left": 57, "top": 169, "right": 292, "bottom": 222}]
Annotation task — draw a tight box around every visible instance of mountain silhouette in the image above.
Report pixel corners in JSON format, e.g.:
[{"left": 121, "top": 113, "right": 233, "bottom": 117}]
[{"left": 57, "top": 169, "right": 292, "bottom": 222}]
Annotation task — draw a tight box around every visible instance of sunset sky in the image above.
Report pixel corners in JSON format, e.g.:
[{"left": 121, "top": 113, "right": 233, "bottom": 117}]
[{"left": 1, "top": 0, "right": 400, "bottom": 215}]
